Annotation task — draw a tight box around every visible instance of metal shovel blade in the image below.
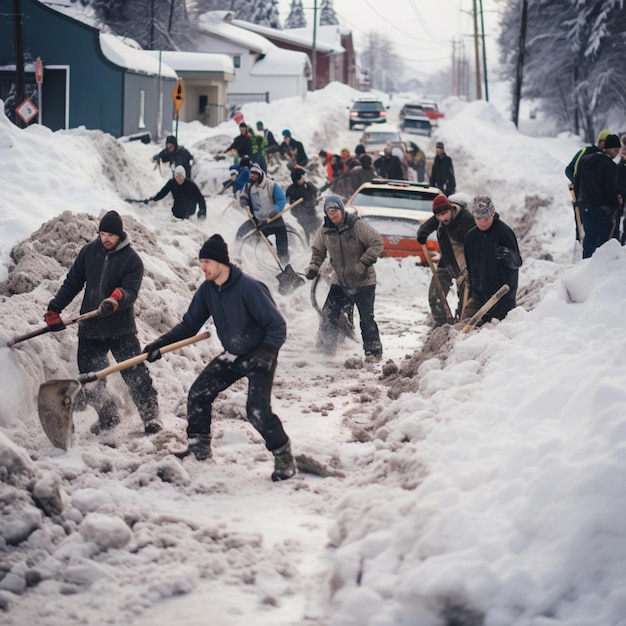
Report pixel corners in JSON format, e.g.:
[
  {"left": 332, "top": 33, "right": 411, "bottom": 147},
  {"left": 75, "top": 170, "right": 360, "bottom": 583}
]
[
  {"left": 37, "top": 379, "right": 81, "bottom": 450},
  {"left": 276, "top": 264, "right": 305, "bottom": 295}
]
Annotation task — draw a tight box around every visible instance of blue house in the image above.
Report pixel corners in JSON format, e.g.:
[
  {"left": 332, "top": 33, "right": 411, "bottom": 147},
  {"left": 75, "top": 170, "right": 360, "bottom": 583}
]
[{"left": 0, "top": 0, "right": 178, "bottom": 138}]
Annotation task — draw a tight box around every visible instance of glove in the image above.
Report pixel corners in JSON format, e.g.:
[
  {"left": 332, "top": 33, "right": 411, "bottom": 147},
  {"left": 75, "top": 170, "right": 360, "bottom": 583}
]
[
  {"left": 152, "top": 155, "right": 159, "bottom": 162},
  {"left": 305, "top": 266, "right": 318, "bottom": 280},
  {"left": 246, "top": 344, "right": 278, "bottom": 371},
  {"left": 98, "top": 288, "right": 123, "bottom": 316},
  {"left": 142, "top": 338, "right": 167, "bottom": 363},
  {"left": 44, "top": 310, "right": 66, "bottom": 332},
  {"left": 495, "top": 246, "right": 522, "bottom": 269},
  {"left": 143, "top": 198, "right": 150, "bottom": 204}
]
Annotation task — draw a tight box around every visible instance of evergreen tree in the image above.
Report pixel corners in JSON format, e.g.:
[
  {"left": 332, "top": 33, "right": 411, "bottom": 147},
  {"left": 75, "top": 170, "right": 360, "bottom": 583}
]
[
  {"left": 285, "top": 0, "right": 307, "bottom": 29},
  {"left": 319, "top": 0, "right": 339, "bottom": 26}
]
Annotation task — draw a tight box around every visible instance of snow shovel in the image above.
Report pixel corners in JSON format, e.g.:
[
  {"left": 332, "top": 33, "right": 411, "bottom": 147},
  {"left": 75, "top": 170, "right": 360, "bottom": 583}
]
[
  {"left": 240, "top": 198, "right": 304, "bottom": 241},
  {"left": 243, "top": 205, "right": 305, "bottom": 295},
  {"left": 420, "top": 243, "right": 454, "bottom": 323},
  {"left": 7, "top": 308, "right": 102, "bottom": 348},
  {"left": 462, "top": 285, "right": 510, "bottom": 333},
  {"left": 37, "top": 332, "right": 209, "bottom": 450}
]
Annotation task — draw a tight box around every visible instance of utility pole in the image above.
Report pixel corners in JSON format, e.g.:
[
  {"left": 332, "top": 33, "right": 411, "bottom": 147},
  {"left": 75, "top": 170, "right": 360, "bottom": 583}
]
[
  {"left": 479, "top": 0, "right": 489, "bottom": 102},
  {"left": 13, "top": 0, "right": 25, "bottom": 127},
  {"left": 311, "top": 0, "right": 318, "bottom": 91},
  {"left": 472, "top": 0, "right": 482, "bottom": 100},
  {"left": 512, "top": 0, "right": 528, "bottom": 127}
]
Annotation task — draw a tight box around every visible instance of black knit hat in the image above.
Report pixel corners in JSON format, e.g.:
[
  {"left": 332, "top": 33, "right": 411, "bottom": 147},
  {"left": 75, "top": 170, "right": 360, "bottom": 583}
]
[
  {"left": 98, "top": 210, "right": 124, "bottom": 237},
  {"left": 199, "top": 234, "right": 230, "bottom": 264},
  {"left": 604, "top": 134, "right": 621, "bottom": 149},
  {"left": 291, "top": 167, "right": 305, "bottom": 183},
  {"left": 166, "top": 134, "right": 177, "bottom": 147}
]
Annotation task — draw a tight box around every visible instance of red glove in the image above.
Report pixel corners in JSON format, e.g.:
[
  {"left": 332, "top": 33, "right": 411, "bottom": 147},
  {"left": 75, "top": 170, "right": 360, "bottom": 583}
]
[
  {"left": 98, "top": 288, "right": 123, "bottom": 316},
  {"left": 44, "top": 310, "right": 66, "bottom": 331}
]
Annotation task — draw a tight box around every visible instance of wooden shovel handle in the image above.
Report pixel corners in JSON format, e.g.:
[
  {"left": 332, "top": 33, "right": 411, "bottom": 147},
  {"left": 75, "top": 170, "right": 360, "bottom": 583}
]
[
  {"left": 421, "top": 243, "right": 454, "bottom": 321},
  {"left": 83, "top": 332, "right": 209, "bottom": 382},
  {"left": 241, "top": 198, "right": 304, "bottom": 241},
  {"left": 462, "top": 285, "right": 510, "bottom": 333}
]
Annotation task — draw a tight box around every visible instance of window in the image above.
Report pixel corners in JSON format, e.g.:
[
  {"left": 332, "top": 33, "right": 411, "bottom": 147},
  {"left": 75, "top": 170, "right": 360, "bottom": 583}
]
[
  {"left": 233, "top": 55, "right": 241, "bottom": 69},
  {"left": 138, "top": 89, "right": 146, "bottom": 128}
]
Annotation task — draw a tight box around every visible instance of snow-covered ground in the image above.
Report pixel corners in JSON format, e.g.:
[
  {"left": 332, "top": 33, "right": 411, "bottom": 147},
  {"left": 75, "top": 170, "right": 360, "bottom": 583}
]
[{"left": 2, "top": 81, "right": 626, "bottom": 626}]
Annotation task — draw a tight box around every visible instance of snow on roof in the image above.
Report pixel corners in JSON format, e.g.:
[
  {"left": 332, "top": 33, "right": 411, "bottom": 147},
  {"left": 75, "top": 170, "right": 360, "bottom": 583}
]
[
  {"left": 250, "top": 46, "right": 311, "bottom": 76},
  {"left": 144, "top": 50, "right": 234, "bottom": 75},
  {"left": 232, "top": 20, "right": 344, "bottom": 54},
  {"left": 197, "top": 11, "right": 271, "bottom": 55},
  {"left": 99, "top": 33, "right": 177, "bottom": 79}
]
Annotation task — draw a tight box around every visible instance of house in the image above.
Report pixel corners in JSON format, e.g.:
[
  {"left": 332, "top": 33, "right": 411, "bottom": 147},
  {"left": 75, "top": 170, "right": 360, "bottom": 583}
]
[
  {"left": 0, "top": 0, "right": 177, "bottom": 139},
  {"left": 194, "top": 12, "right": 312, "bottom": 109},
  {"left": 234, "top": 21, "right": 357, "bottom": 91},
  {"left": 144, "top": 51, "right": 235, "bottom": 127}
]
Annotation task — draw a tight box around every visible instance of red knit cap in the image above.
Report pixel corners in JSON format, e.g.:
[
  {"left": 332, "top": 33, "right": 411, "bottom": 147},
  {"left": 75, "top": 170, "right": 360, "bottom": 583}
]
[{"left": 432, "top": 194, "right": 451, "bottom": 215}]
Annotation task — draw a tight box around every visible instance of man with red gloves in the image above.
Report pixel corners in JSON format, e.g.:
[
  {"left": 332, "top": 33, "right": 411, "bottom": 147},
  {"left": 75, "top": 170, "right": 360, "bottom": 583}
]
[{"left": 45, "top": 210, "right": 161, "bottom": 435}]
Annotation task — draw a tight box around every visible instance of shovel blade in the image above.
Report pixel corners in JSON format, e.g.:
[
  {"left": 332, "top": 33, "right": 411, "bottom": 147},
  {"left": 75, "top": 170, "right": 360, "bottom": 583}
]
[
  {"left": 37, "top": 379, "right": 81, "bottom": 450},
  {"left": 276, "top": 264, "right": 305, "bottom": 295}
]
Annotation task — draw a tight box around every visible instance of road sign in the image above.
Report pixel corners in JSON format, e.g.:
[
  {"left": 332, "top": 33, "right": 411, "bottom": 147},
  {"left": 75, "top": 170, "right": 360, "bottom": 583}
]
[
  {"left": 172, "top": 79, "right": 185, "bottom": 114},
  {"left": 15, "top": 99, "right": 39, "bottom": 124},
  {"left": 35, "top": 57, "right": 43, "bottom": 84}
]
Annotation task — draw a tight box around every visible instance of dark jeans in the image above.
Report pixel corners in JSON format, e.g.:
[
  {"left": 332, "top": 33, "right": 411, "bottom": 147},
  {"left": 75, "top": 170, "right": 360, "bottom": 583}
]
[
  {"left": 76, "top": 334, "right": 159, "bottom": 425},
  {"left": 236, "top": 217, "right": 290, "bottom": 264},
  {"left": 318, "top": 284, "right": 382, "bottom": 356},
  {"left": 428, "top": 265, "right": 467, "bottom": 325},
  {"left": 580, "top": 204, "right": 614, "bottom": 259},
  {"left": 186, "top": 352, "right": 289, "bottom": 452}
]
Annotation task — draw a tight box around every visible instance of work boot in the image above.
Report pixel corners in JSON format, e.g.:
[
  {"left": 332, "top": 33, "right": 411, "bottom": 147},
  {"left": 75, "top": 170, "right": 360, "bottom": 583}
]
[
  {"left": 143, "top": 418, "right": 163, "bottom": 435},
  {"left": 271, "top": 441, "right": 296, "bottom": 482},
  {"left": 90, "top": 401, "right": 120, "bottom": 435},
  {"left": 174, "top": 435, "right": 212, "bottom": 461}
]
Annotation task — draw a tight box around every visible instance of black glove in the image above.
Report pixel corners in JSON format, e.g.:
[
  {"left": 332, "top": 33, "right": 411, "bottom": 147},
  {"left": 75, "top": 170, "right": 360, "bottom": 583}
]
[
  {"left": 305, "top": 267, "right": 318, "bottom": 280},
  {"left": 246, "top": 344, "right": 278, "bottom": 371},
  {"left": 142, "top": 338, "right": 167, "bottom": 363},
  {"left": 495, "top": 246, "right": 522, "bottom": 269}
]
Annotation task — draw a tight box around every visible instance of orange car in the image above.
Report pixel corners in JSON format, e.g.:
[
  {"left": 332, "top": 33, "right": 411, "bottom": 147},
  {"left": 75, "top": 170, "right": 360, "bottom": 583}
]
[{"left": 346, "top": 179, "right": 441, "bottom": 264}]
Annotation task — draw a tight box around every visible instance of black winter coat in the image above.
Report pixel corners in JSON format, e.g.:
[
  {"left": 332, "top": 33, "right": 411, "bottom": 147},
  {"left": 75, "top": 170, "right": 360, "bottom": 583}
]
[
  {"left": 226, "top": 134, "right": 253, "bottom": 159},
  {"left": 155, "top": 146, "right": 194, "bottom": 178},
  {"left": 577, "top": 151, "right": 619, "bottom": 211},
  {"left": 153, "top": 178, "right": 207, "bottom": 219},
  {"left": 430, "top": 154, "right": 456, "bottom": 195},
  {"left": 463, "top": 214, "right": 522, "bottom": 321},
  {"left": 48, "top": 236, "right": 143, "bottom": 339}
]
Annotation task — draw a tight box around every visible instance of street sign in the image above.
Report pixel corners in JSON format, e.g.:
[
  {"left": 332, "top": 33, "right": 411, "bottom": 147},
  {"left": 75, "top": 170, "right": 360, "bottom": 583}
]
[
  {"left": 35, "top": 57, "right": 43, "bottom": 84},
  {"left": 172, "top": 79, "right": 185, "bottom": 114},
  {"left": 15, "top": 99, "right": 39, "bottom": 124}
]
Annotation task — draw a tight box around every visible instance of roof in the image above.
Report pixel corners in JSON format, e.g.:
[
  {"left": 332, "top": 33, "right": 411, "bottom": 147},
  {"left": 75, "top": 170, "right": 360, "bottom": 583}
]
[
  {"left": 99, "top": 33, "right": 177, "bottom": 79},
  {"left": 144, "top": 50, "right": 234, "bottom": 75}
]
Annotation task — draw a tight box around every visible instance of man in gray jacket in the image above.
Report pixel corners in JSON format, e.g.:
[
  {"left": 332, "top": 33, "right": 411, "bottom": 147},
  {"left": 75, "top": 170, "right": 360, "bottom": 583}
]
[{"left": 305, "top": 195, "right": 384, "bottom": 360}]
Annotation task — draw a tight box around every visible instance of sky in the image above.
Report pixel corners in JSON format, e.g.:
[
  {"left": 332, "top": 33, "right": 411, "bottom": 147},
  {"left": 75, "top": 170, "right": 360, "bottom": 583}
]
[
  {"left": 3, "top": 79, "right": 626, "bottom": 626},
  {"left": 277, "top": 0, "right": 501, "bottom": 78}
]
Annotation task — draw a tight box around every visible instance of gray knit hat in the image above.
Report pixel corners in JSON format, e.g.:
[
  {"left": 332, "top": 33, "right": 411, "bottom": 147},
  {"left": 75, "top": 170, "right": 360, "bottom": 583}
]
[{"left": 471, "top": 195, "right": 496, "bottom": 219}]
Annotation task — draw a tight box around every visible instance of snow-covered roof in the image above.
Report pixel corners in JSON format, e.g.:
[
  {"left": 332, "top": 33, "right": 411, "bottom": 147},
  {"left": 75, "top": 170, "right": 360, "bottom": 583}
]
[
  {"left": 99, "top": 33, "right": 177, "bottom": 79},
  {"left": 197, "top": 11, "right": 271, "bottom": 55},
  {"left": 250, "top": 47, "right": 311, "bottom": 76},
  {"left": 144, "top": 50, "right": 234, "bottom": 75},
  {"left": 232, "top": 20, "right": 344, "bottom": 54}
]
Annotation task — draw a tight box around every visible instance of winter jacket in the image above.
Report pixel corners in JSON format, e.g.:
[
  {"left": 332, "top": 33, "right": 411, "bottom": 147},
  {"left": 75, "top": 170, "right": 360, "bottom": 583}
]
[
  {"left": 463, "top": 214, "right": 522, "bottom": 321},
  {"left": 152, "top": 178, "right": 206, "bottom": 219},
  {"left": 350, "top": 165, "right": 375, "bottom": 193},
  {"left": 156, "top": 265, "right": 286, "bottom": 355},
  {"left": 430, "top": 153, "right": 456, "bottom": 195},
  {"left": 373, "top": 155, "right": 403, "bottom": 180},
  {"left": 48, "top": 235, "right": 143, "bottom": 339},
  {"left": 307, "top": 200, "right": 384, "bottom": 290},
  {"left": 577, "top": 151, "right": 619, "bottom": 212},
  {"left": 285, "top": 180, "right": 318, "bottom": 212},
  {"left": 280, "top": 138, "right": 309, "bottom": 166},
  {"left": 154, "top": 145, "right": 194, "bottom": 178},
  {"left": 240, "top": 176, "right": 286, "bottom": 221},
  {"left": 226, "top": 133, "right": 253, "bottom": 159},
  {"left": 417, "top": 206, "right": 476, "bottom": 277},
  {"left": 565, "top": 145, "right": 600, "bottom": 185}
]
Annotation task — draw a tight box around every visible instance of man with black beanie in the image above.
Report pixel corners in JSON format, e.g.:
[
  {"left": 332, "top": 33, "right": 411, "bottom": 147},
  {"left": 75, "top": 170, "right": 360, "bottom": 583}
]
[
  {"left": 45, "top": 210, "right": 161, "bottom": 435},
  {"left": 285, "top": 167, "right": 321, "bottom": 242},
  {"left": 142, "top": 234, "right": 296, "bottom": 482},
  {"left": 152, "top": 134, "right": 194, "bottom": 179}
]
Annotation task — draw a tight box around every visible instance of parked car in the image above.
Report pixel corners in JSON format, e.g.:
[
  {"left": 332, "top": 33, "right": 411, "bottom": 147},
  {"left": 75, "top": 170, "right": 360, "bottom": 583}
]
[
  {"left": 359, "top": 124, "right": 403, "bottom": 153},
  {"left": 399, "top": 114, "right": 432, "bottom": 137},
  {"left": 399, "top": 102, "right": 426, "bottom": 121},
  {"left": 421, "top": 100, "right": 445, "bottom": 125},
  {"left": 347, "top": 98, "right": 389, "bottom": 129},
  {"left": 346, "top": 179, "right": 441, "bottom": 262}
]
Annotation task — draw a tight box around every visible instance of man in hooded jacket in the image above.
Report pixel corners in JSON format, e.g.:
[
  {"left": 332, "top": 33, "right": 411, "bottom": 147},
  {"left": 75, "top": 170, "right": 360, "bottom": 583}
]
[
  {"left": 152, "top": 134, "right": 194, "bottom": 179},
  {"left": 147, "top": 165, "right": 206, "bottom": 220},
  {"left": 305, "top": 195, "right": 384, "bottom": 359}
]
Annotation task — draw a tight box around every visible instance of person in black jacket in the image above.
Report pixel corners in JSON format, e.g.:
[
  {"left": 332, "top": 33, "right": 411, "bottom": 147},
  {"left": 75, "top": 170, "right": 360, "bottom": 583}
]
[
  {"left": 430, "top": 141, "right": 456, "bottom": 195},
  {"left": 142, "top": 235, "right": 296, "bottom": 482},
  {"left": 152, "top": 134, "right": 194, "bottom": 179},
  {"left": 463, "top": 196, "right": 522, "bottom": 324},
  {"left": 373, "top": 147, "right": 403, "bottom": 180},
  {"left": 285, "top": 167, "right": 321, "bottom": 242},
  {"left": 417, "top": 193, "right": 476, "bottom": 326},
  {"left": 225, "top": 122, "right": 253, "bottom": 160},
  {"left": 280, "top": 129, "right": 309, "bottom": 167},
  {"left": 577, "top": 133, "right": 621, "bottom": 258},
  {"left": 147, "top": 165, "right": 206, "bottom": 220},
  {"left": 45, "top": 211, "right": 161, "bottom": 435}
]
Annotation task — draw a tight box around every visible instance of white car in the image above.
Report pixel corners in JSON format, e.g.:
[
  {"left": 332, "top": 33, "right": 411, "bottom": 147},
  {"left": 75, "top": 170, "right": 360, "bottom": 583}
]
[{"left": 359, "top": 124, "right": 403, "bottom": 153}]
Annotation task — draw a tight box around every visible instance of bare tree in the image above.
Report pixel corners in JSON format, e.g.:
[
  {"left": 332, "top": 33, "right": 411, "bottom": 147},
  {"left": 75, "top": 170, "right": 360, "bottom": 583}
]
[{"left": 359, "top": 31, "right": 405, "bottom": 93}]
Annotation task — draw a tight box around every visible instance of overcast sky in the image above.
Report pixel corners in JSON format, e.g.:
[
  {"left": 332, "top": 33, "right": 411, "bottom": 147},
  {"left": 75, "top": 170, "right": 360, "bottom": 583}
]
[{"left": 277, "top": 0, "right": 501, "bottom": 75}]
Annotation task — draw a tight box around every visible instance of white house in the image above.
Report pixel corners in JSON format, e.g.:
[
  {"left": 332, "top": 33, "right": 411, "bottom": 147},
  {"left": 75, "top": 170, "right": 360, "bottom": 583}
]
[{"left": 194, "top": 11, "right": 311, "bottom": 107}]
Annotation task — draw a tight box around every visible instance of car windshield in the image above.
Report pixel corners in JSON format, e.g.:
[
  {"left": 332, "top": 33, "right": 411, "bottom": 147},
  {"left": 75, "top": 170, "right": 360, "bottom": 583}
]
[
  {"left": 404, "top": 119, "right": 430, "bottom": 129},
  {"left": 353, "top": 101, "right": 383, "bottom": 111},
  {"left": 402, "top": 105, "right": 424, "bottom": 115},
  {"left": 363, "top": 131, "right": 401, "bottom": 143},
  {"left": 352, "top": 188, "right": 434, "bottom": 211}
]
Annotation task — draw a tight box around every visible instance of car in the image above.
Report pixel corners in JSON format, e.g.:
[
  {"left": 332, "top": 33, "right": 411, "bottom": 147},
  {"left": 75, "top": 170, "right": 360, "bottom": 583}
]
[
  {"left": 346, "top": 179, "right": 441, "bottom": 262},
  {"left": 399, "top": 102, "right": 425, "bottom": 120},
  {"left": 399, "top": 114, "right": 432, "bottom": 137},
  {"left": 359, "top": 124, "right": 403, "bottom": 153},
  {"left": 421, "top": 100, "right": 444, "bottom": 125},
  {"left": 347, "top": 98, "right": 388, "bottom": 130}
]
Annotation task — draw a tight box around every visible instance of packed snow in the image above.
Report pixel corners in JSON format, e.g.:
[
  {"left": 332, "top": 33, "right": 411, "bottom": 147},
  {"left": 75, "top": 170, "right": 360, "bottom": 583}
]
[{"left": 2, "top": 81, "right": 626, "bottom": 626}]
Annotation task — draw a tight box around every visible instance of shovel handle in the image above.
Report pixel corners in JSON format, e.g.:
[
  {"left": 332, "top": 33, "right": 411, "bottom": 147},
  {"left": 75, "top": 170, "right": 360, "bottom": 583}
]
[
  {"left": 8, "top": 309, "right": 102, "bottom": 347},
  {"left": 241, "top": 198, "right": 304, "bottom": 241},
  {"left": 421, "top": 243, "right": 454, "bottom": 322},
  {"left": 79, "top": 332, "right": 209, "bottom": 383},
  {"left": 243, "top": 204, "right": 285, "bottom": 270},
  {"left": 462, "top": 285, "right": 510, "bottom": 333}
]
